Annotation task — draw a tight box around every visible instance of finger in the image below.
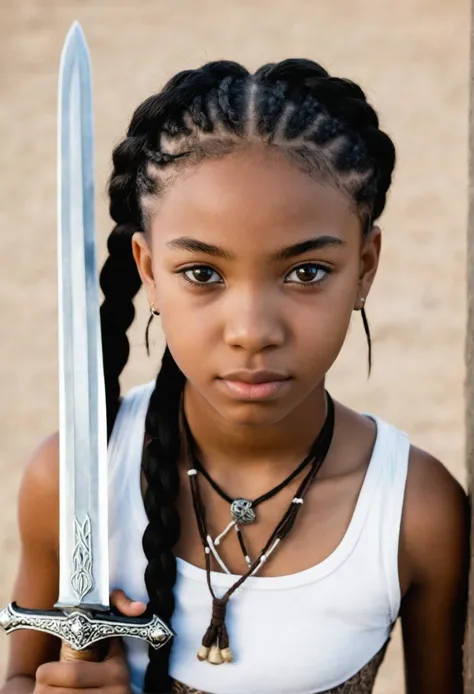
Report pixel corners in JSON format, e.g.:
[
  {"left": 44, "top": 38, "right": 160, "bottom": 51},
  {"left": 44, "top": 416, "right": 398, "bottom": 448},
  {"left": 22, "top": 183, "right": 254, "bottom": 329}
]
[
  {"left": 36, "top": 661, "right": 103, "bottom": 689},
  {"left": 36, "top": 655, "right": 129, "bottom": 689},
  {"left": 110, "top": 588, "right": 147, "bottom": 616}
]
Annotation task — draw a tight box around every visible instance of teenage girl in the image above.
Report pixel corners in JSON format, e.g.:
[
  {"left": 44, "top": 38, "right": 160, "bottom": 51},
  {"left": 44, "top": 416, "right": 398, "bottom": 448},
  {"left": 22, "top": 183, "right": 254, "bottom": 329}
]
[{"left": 1, "top": 59, "right": 469, "bottom": 694}]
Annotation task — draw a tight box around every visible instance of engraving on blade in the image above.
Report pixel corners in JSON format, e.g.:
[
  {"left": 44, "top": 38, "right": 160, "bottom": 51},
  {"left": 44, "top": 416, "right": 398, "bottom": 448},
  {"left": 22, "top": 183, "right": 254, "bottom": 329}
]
[
  {"left": 0, "top": 604, "right": 174, "bottom": 651},
  {"left": 71, "top": 515, "right": 94, "bottom": 600},
  {"left": 56, "top": 22, "right": 109, "bottom": 611}
]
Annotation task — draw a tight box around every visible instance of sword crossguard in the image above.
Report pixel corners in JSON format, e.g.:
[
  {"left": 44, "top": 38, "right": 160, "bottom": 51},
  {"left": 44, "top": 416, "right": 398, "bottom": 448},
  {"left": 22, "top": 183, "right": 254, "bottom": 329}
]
[{"left": 0, "top": 602, "right": 174, "bottom": 651}]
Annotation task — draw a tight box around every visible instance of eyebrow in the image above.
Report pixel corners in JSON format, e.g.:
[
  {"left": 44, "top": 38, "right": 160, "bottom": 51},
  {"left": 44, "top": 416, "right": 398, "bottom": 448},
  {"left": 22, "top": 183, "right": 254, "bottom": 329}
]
[
  {"left": 274, "top": 236, "right": 345, "bottom": 260},
  {"left": 166, "top": 237, "right": 235, "bottom": 259},
  {"left": 165, "top": 235, "right": 345, "bottom": 261}
]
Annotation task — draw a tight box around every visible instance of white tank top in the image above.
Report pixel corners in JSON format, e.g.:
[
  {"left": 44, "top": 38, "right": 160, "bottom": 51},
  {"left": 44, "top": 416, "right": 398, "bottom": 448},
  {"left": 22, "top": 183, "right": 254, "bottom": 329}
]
[{"left": 108, "top": 381, "right": 410, "bottom": 694}]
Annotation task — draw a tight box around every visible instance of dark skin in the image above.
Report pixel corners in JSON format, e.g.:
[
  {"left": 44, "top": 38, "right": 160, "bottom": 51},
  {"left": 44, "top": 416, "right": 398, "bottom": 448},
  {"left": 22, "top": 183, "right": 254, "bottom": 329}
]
[{"left": 1, "top": 145, "right": 469, "bottom": 693}]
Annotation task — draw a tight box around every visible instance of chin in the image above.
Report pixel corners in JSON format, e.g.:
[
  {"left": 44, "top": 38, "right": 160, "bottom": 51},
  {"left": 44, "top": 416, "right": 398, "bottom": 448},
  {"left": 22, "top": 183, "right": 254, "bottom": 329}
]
[
  {"left": 185, "top": 378, "right": 313, "bottom": 428},
  {"left": 215, "top": 398, "right": 295, "bottom": 428}
]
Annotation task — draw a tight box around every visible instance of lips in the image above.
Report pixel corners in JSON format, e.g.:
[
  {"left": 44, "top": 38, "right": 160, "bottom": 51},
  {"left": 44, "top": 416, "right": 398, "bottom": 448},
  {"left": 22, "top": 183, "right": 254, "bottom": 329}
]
[
  {"left": 219, "top": 370, "right": 291, "bottom": 384},
  {"left": 217, "top": 370, "right": 292, "bottom": 401}
]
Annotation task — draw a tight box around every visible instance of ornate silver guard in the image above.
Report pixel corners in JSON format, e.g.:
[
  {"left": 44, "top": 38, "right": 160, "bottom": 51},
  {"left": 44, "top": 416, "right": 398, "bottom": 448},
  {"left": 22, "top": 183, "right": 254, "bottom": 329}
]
[{"left": 0, "top": 603, "right": 174, "bottom": 651}]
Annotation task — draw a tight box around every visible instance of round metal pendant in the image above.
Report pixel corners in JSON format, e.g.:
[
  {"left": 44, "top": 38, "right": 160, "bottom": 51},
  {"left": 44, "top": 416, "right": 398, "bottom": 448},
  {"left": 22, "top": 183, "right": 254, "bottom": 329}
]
[{"left": 230, "top": 498, "right": 256, "bottom": 525}]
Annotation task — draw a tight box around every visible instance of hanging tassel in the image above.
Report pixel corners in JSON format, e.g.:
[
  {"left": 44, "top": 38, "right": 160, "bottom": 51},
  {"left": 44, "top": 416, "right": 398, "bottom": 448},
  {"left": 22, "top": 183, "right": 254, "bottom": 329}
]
[
  {"left": 196, "top": 597, "right": 233, "bottom": 664},
  {"left": 208, "top": 644, "right": 224, "bottom": 665},
  {"left": 219, "top": 621, "right": 233, "bottom": 663},
  {"left": 197, "top": 645, "right": 211, "bottom": 661},
  {"left": 220, "top": 647, "right": 233, "bottom": 663}
]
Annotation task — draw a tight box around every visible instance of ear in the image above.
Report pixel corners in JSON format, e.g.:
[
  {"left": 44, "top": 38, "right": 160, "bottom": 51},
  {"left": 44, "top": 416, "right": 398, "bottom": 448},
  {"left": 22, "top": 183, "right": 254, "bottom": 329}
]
[
  {"left": 355, "top": 225, "right": 381, "bottom": 309},
  {"left": 131, "top": 232, "right": 159, "bottom": 308}
]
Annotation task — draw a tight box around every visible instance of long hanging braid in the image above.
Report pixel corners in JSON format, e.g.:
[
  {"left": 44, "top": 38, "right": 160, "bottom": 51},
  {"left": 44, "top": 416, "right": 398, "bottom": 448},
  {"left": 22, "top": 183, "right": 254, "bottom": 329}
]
[{"left": 99, "top": 58, "right": 396, "bottom": 692}]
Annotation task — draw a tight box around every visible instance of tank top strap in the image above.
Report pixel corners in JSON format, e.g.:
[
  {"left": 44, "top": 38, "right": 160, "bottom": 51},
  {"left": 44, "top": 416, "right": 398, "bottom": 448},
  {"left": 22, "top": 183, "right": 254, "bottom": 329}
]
[
  {"left": 354, "top": 415, "right": 409, "bottom": 623},
  {"left": 377, "top": 420, "right": 410, "bottom": 621},
  {"left": 108, "top": 380, "right": 155, "bottom": 483}
]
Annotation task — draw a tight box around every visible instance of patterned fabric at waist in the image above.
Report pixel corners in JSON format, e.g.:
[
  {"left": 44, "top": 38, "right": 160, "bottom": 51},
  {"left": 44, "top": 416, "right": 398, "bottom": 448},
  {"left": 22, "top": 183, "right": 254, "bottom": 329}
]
[{"left": 170, "top": 639, "right": 389, "bottom": 694}]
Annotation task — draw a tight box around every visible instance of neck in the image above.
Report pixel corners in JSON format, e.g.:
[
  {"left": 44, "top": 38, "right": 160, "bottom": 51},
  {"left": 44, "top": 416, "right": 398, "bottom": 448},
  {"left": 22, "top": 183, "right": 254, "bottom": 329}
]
[{"left": 182, "top": 381, "right": 329, "bottom": 478}]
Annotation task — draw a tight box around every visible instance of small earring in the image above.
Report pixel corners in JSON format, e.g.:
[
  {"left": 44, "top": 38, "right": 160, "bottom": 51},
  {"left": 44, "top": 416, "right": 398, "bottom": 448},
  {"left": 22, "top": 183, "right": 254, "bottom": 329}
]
[
  {"left": 145, "top": 303, "right": 160, "bottom": 356},
  {"left": 359, "top": 299, "right": 372, "bottom": 376}
]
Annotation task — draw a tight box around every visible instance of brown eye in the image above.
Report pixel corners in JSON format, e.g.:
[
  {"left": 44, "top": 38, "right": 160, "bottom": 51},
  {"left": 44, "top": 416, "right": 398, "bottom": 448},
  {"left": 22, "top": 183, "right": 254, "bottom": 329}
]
[
  {"left": 182, "top": 266, "right": 222, "bottom": 284},
  {"left": 286, "top": 264, "right": 330, "bottom": 285}
]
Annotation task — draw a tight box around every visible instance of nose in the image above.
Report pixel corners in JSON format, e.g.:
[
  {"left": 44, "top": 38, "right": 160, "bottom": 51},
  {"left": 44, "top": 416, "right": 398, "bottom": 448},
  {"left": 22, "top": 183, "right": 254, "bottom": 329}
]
[{"left": 223, "top": 288, "right": 286, "bottom": 354}]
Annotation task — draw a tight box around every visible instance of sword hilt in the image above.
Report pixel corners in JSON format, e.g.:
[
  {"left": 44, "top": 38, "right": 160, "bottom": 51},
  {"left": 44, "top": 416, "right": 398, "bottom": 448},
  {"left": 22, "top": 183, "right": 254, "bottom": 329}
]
[
  {"left": 60, "top": 642, "right": 104, "bottom": 662},
  {"left": 0, "top": 602, "right": 174, "bottom": 654}
]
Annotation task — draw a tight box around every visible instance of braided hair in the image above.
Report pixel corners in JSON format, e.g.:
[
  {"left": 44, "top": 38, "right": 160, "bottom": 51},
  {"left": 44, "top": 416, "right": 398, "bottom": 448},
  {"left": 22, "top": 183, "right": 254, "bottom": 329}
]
[{"left": 99, "top": 58, "right": 396, "bottom": 692}]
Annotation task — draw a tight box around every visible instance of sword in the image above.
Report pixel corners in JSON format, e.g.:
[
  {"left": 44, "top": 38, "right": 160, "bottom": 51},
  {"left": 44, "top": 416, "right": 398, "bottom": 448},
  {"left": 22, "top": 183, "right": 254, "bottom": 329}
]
[{"left": 0, "top": 21, "right": 173, "bottom": 661}]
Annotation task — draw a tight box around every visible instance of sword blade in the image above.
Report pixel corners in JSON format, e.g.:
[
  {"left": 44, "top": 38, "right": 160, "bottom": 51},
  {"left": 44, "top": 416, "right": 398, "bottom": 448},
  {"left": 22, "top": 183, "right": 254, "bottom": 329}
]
[{"left": 55, "top": 22, "right": 109, "bottom": 612}]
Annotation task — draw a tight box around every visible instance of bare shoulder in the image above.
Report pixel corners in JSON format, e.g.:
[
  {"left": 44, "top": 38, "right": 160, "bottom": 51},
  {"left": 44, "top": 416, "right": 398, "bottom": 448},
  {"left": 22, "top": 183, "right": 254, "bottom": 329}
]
[
  {"left": 401, "top": 445, "right": 468, "bottom": 587},
  {"left": 405, "top": 445, "right": 467, "bottom": 513},
  {"left": 18, "top": 431, "right": 60, "bottom": 554}
]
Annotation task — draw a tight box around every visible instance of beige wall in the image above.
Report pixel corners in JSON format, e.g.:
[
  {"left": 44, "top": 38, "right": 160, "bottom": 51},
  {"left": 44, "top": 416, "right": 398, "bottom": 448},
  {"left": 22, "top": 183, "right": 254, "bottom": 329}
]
[{"left": 0, "top": 1, "right": 469, "bottom": 691}]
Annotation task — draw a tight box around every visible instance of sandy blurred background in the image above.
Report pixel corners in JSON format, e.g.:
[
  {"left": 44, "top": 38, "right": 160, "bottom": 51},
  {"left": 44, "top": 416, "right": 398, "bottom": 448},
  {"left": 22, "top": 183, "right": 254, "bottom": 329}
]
[{"left": 0, "top": 0, "right": 469, "bottom": 691}]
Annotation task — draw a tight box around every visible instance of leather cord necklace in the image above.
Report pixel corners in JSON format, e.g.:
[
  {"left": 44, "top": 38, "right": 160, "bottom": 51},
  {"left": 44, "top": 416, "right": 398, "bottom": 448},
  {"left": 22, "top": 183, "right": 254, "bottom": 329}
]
[
  {"left": 190, "top": 437, "right": 319, "bottom": 567},
  {"left": 180, "top": 393, "right": 335, "bottom": 665}
]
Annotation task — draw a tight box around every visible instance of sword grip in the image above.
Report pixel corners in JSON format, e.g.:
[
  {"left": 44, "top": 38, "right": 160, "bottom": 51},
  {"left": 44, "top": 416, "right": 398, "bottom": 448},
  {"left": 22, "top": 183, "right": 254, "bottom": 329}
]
[{"left": 60, "top": 642, "right": 102, "bottom": 662}]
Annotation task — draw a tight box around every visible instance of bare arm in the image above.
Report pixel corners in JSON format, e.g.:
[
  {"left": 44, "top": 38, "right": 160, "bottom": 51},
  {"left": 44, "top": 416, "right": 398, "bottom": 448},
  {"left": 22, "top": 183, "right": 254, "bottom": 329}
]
[
  {"left": 0, "top": 433, "right": 148, "bottom": 694},
  {"left": 400, "top": 447, "right": 469, "bottom": 694},
  {"left": 0, "top": 434, "right": 61, "bottom": 692}
]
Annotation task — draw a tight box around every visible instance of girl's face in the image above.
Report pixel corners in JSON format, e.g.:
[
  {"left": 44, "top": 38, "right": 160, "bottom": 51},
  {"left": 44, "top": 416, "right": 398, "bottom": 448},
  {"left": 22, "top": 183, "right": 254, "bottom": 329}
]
[{"left": 133, "top": 146, "right": 380, "bottom": 427}]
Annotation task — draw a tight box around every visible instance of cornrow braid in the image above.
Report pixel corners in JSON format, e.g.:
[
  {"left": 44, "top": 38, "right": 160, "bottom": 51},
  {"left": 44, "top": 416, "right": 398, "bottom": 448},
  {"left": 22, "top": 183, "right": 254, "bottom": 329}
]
[
  {"left": 99, "top": 138, "right": 145, "bottom": 436},
  {"left": 102, "top": 57, "right": 396, "bottom": 692},
  {"left": 141, "top": 347, "right": 185, "bottom": 692}
]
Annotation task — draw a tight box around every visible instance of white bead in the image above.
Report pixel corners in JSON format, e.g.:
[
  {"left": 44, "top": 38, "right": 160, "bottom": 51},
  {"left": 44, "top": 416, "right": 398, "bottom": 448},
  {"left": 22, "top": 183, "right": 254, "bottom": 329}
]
[{"left": 187, "top": 469, "right": 198, "bottom": 476}]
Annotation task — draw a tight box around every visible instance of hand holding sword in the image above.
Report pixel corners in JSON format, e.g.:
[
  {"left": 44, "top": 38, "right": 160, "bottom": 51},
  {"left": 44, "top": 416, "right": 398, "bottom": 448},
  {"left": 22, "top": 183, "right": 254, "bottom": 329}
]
[
  {"left": 0, "top": 21, "right": 173, "bottom": 667},
  {"left": 33, "top": 591, "right": 145, "bottom": 692}
]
